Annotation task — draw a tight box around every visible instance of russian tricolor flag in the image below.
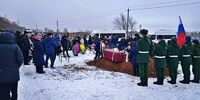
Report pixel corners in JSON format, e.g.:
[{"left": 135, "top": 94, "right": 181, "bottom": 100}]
[{"left": 177, "top": 16, "right": 186, "bottom": 47}]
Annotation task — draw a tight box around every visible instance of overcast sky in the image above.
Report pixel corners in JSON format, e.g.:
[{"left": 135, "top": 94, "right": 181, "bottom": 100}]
[{"left": 0, "top": 0, "right": 200, "bottom": 32}]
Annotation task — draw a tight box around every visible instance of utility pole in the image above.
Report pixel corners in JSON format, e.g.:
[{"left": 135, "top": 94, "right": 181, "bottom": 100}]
[
  {"left": 139, "top": 24, "right": 142, "bottom": 31},
  {"left": 17, "top": 19, "right": 20, "bottom": 26},
  {"left": 126, "top": 8, "right": 130, "bottom": 37},
  {"left": 56, "top": 21, "right": 59, "bottom": 33},
  {"left": 35, "top": 25, "right": 38, "bottom": 32}
]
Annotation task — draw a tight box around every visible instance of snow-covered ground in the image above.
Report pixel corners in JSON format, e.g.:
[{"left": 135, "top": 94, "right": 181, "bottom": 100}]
[{"left": 18, "top": 51, "right": 200, "bottom": 100}]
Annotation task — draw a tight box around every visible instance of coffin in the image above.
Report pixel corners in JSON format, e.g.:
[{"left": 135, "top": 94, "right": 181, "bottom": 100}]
[{"left": 103, "top": 49, "right": 125, "bottom": 63}]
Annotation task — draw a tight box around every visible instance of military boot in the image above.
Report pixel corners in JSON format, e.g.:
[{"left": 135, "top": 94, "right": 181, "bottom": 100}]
[
  {"left": 153, "top": 78, "right": 160, "bottom": 85},
  {"left": 191, "top": 78, "right": 200, "bottom": 83},
  {"left": 179, "top": 80, "right": 190, "bottom": 84}
]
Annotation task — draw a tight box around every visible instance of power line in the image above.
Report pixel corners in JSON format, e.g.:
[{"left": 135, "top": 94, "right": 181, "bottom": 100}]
[
  {"left": 130, "top": 1, "right": 200, "bottom": 11},
  {"left": 66, "top": 1, "right": 200, "bottom": 23},
  {"left": 127, "top": 0, "right": 190, "bottom": 8}
]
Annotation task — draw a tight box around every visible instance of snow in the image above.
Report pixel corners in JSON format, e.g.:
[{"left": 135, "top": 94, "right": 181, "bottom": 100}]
[{"left": 18, "top": 51, "right": 200, "bottom": 100}]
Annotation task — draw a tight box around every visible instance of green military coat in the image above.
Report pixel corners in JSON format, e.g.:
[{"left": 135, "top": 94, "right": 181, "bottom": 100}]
[
  {"left": 180, "top": 42, "right": 193, "bottom": 65},
  {"left": 136, "top": 36, "right": 154, "bottom": 64},
  {"left": 167, "top": 41, "right": 180, "bottom": 69},
  {"left": 192, "top": 44, "right": 200, "bottom": 66},
  {"left": 154, "top": 40, "right": 167, "bottom": 68}
]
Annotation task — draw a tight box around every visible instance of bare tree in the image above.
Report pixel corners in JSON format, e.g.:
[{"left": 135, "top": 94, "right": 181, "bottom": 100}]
[
  {"left": 113, "top": 14, "right": 127, "bottom": 30},
  {"left": 113, "top": 13, "right": 137, "bottom": 37}
]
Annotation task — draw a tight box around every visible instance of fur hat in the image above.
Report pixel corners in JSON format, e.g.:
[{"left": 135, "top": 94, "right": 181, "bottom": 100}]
[{"left": 140, "top": 29, "right": 148, "bottom": 36}]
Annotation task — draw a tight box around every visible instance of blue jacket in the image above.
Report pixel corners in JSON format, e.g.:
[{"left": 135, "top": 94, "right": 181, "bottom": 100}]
[
  {"left": 94, "top": 38, "right": 101, "bottom": 51},
  {"left": 54, "top": 34, "right": 60, "bottom": 46},
  {"left": 32, "top": 39, "right": 45, "bottom": 67},
  {"left": 43, "top": 36, "right": 58, "bottom": 55},
  {"left": 129, "top": 41, "right": 138, "bottom": 65},
  {"left": 112, "top": 36, "right": 118, "bottom": 46},
  {"left": 0, "top": 32, "right": 23, "bottom": 82}
]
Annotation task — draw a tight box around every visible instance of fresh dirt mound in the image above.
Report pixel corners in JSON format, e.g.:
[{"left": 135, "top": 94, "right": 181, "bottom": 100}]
[{"left": 86, "top": 58, "right": 169, "bottom": 77}]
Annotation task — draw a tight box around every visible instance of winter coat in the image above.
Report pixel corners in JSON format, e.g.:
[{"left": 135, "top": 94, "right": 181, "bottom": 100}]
[
  {"left": 61, "top": 35, "right": 69, "bottom": 50},
  {"left": 32, "top": 39, "right": 45, "bottom": 67},
  {"left": 118, "top": 38, "right": 127, "bottom": 51},
  {"left": 21, "top": 35, "right": 31, "bottom": 52},
  {"left": 136, "top": 36, "right": 154, "bottom": 64},
  {"left": 167, "top": 39, "right": 180, "bottom": 69},
  {"left": 54, "top": 34, "right": 60, "bottom": 46},
  {"left": 111, "top": 36, "right": 118, "bottom": 46},
  {"left": 180, "top": 41, "right": 193, "bottom": 65},
  {"left": 0, "top": 32, "right": 23, "bottom": 83},
  {"left": 129, "top": 41, "right": 138, "bottom": 65},
  {"left": 16, "top": 34, "right": 24, "bottom": 51},
  {"left": 88, "top": 36, "right": 93, "bottom": 45},
  {"left": 83, "top": 37, "right": 88, "bottom": 46},
  {"left": 94, "top": 38, "right": 101, "bottom": 52},
  {"left": 154, "top": 40, "right": 167, "bottom": 68},
  {"left": 192, "top": 44, "right": 200, "bottom": 67},
  {"left": 43, "top": 36, "right": 58, "bottom": 55}
]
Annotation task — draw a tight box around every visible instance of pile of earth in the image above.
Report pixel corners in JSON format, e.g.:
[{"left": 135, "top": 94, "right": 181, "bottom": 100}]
[{"left": 86, "top": 58, "right": 169, "bottom": 77}]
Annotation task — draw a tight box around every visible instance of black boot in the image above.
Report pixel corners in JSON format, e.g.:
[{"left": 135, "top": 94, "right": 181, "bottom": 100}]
[
  {"left": 154, "top": 78, "right": 163, "bottom": 85},
  {"left": 159, "top": 78, "right": 164, "bottom": 85},
  {"left": 179, "top": 80, "right": 189, "bottom": 84},
  {"left": 167, "top": 80, "right": 176, "bottom": 84},
  {"left": 38, "top": 67, "right": 45, "bottom": 74},
  {"left": 191, "top": 79, "right": 200, "bottom": 83},
  {"left": 137, "top": 82, "right": 144, "bottom": 86},
  {"left": 143, "top": 81, "right": 148, "bottom": 86},
  {"left": 36, "top": 67, "right": 39, "bottom": 73},
  {"left": 153, "top": 78, "right": 160, "bottom": 85}
]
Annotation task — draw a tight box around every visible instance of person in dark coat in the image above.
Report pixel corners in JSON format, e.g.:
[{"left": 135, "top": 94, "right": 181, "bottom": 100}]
[
  {"left": 167, "top": 37, "right": 180, "bottom": 84},
  {"left": 83, "top": 35, "right": 88, "bottom": 47},
  {"left": 191, "top": 39, "right": 200, "bottom": 83},
  {"left": 15, "top": 31, "right": 24, "bottom": 51},
  {"left": 129, "top": 41, "right": 139, "bottom": 76},
  {"left": 180, "top": 36, "right": 193, "bottom": 84},
  {"left": 61, "top": 33, "right": 70, "bottom": 57},
  {"left": 94, "top": 36, "right": 101, "bottom": 60},
  {"left": 118, "top": 37, "right": 127, "bottom": 51},
  {"left": 21, "top": 31, "right": 31, "bottom": 65},
  {"left": 32, "top": 33, "right": 45, "bottom": 74},
  {"left": 0, "top": 32, "right": 23, "bottom": 100},
  {"left": 111, "top": 35, "right": 118, "bottom": 48},
  {"left": 153, "top": 35, "right": 167, "bottom": 85},
  {"left": 43, "top": 33, "right": 58, "bottom": 68}
]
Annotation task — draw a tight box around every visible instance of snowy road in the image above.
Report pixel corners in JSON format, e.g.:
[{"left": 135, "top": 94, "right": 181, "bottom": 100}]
[{"left": 18, "top": 51, "right": 200, "bottom": 100}]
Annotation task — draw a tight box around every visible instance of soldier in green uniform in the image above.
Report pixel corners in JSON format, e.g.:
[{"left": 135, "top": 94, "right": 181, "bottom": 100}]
[
  {"left": 180, "top": 36, "right": 192, "bottom": 84},
  {"left": 136, "top": 29, "right": 154, "bottom": 86},
  {"left": 191, "top": 39, "right": 200, "bottom": 83},
  {"left": 153, "top": 35, "right": 167, "bottom": 85},
  {"left": 167, "top": 37, "right": 180, "bottom": 84}
]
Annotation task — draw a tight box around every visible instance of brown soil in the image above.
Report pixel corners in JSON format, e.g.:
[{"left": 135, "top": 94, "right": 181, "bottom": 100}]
[{"left": 86, "top": 58, "right": 169, "bottom": 77}]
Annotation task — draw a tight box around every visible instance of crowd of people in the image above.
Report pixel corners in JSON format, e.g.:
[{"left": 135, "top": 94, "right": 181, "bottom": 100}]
[{"left": 0, "top": 28, "right": 200, "bottom": 99}]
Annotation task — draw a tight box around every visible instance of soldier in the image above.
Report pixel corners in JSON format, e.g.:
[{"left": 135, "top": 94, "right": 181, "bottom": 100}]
[
  {"left": 167, "top": 37, "right": 180, "bottom": 84},
  {"left": 153, "top": 35, "right": 167, "bottom": 85},
  {"left": 179, "top": 36, "right": 192, "bottom": 84},
  {"left": 191, "top": 39, "right": 200, "bottom": 83},
  {"left": 136, "top": 29, "right": 154, "bottom": 86}
]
